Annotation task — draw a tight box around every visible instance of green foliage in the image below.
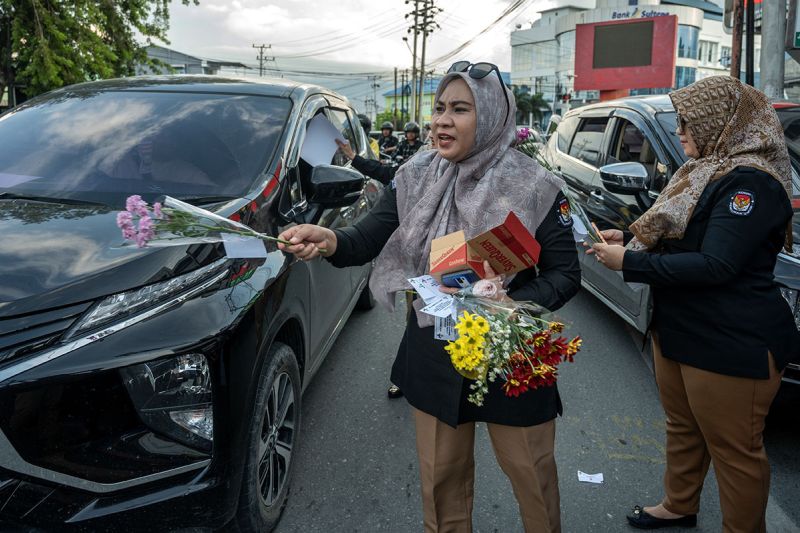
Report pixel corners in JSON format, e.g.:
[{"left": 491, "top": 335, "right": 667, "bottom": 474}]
[
  {"left": 512, "top": 85, "right": 551, "bottom": 125},
  {"left": 375, "top": 110, "right": 400, "bottom": 130},
  {"left": 0, "top": 0, "right": 198, "bottom": 100}
]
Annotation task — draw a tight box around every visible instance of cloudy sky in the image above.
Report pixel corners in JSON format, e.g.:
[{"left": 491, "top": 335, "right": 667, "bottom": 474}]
[{"left": 160, "top": 0, "right": 555, "bottom": 104}]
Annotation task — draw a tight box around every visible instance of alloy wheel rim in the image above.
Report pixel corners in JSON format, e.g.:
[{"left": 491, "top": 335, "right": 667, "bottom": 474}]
[{"left": 257, "top": 371, "right": 295, "bottom": 507}]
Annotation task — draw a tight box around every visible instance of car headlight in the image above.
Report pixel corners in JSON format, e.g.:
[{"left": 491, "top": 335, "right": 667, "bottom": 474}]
[
  {"left": 780, "top": 287, "right": 800, "bottom": 330},
  {"left": 66, "top": 259, "right": 228, "bottom": 339},
  {"left": 120, "top": 353, "right": 213, "bottom": 452}
]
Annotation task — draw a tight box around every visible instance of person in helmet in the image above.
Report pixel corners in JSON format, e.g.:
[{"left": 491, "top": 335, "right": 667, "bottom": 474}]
[
  {"left": 378, "top": 121, "right": 398, "bottom": 156},
  {"left": 394, "top": 121, "right": 423, "bottom": 163},
  {"left": 357, "top": 114, "right": 381, "bottom": 158}
]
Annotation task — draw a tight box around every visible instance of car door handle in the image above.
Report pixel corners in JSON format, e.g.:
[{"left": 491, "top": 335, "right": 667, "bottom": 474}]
[{"left": 589, "top": 190, "right": 604, "bottom": 202}]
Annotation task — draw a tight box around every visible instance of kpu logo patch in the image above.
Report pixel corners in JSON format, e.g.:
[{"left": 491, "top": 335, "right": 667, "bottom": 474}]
[
  {"left": 729, "top": 190, "right": 754, "bottom": 216},
  {"left": 557, "top": 197, "right": 573, "bottom": 228}
]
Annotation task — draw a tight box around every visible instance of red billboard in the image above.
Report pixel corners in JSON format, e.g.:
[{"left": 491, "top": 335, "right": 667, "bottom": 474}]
[{"left": 574, "top": 15, "right": 678, "bottom": 97}]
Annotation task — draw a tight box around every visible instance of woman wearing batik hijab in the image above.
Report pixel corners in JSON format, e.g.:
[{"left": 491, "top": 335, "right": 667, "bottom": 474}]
[
  {"left": 278, "top": 63, "right": 581, "bottom": 532},
  {"left": 591, "top": 76, "right": 800, "bottom": 532}
]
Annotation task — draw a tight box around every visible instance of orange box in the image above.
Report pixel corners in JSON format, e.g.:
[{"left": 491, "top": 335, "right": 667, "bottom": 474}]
[{"left": 429, "top": 212, "right": 541, "bottom": 282}]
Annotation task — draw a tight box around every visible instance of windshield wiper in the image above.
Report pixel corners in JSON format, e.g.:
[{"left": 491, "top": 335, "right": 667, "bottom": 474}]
[
  {"left": 0, "top": 193, "right": 109, "bottom": 207},
  {"left": 175, "top": 195, "right": 241, "bottom": 206}
]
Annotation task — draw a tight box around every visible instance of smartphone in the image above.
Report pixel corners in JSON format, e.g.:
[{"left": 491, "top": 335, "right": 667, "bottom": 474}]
[{"left": 441, "top": 269, "right": 481, "bottom": 288}]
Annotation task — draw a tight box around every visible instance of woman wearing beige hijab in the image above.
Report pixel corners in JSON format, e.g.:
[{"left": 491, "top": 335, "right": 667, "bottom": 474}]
[
  {"left": 279, "top": 62, "right": 581, "bottom": 532},
  {"left": 591, "top": 76, "right": 799, "bottom": 532}
]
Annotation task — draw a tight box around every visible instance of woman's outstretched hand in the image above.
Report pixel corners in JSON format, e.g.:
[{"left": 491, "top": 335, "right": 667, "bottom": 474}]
[{"left": 277, "top": 224, "right": 337, "bottom": 261}]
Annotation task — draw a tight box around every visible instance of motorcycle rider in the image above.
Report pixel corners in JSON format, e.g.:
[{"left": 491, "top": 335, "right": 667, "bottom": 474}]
[
  {"left": 358, "top": 114, "right": 380, "bottom": 158},
  {"left": 378, "top": 121, "right": 398, "bottom": 157},
  {"left": 393, "top": 121, "right": 423, "bottom": 164}
]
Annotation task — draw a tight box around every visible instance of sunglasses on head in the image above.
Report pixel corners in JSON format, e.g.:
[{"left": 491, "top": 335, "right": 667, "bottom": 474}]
[{"left": 447, "top": 61, "right": 510, "bottom": 125}]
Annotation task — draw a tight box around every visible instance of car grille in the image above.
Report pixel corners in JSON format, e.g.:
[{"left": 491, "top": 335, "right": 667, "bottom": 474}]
[{"left": 0, "top": 302, "right": 92, "bottom": 366}]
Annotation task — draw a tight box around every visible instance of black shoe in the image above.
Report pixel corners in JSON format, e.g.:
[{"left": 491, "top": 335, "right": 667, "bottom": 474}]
[
  {"left": 387, "top": 384, "right": 403, "bottom": 399},
  {"left": 626, "top": 506, "right": 697, "bottom": 529}
]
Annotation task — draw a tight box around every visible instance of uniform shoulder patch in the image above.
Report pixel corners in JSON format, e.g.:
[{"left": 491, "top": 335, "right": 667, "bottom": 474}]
[
  {"left": 557, "top": 197, "right": 573, "bottom": 227},
  {"left": 729, "top": 190, "right": 755, "bottom": 216}
]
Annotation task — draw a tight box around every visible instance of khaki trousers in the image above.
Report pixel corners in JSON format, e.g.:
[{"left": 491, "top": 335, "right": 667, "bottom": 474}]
[
  {"left": 653, "top": 337, "right": 783, "bottom": 533},
  {"left": 413, "top": 408, "right": 560, "bottom": 533}
]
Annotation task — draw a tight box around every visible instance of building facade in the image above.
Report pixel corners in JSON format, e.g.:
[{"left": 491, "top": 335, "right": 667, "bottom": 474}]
[{"left": 510, "top": 0, "right": 759, "bottom": 117}]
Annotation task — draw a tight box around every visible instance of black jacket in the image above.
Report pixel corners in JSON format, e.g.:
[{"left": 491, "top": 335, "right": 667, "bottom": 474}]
[
  {"left": 378, "top": 134, "right": 398, "bottom": 152},
  {"left": 351, "top": 155, "right": 395, "bottom": 186},
  {"left": 623, "top": 167, "right": 800, "bottom": 378},
  {"left": 329, "top": 186, "right": 581, "bottom": 427}
]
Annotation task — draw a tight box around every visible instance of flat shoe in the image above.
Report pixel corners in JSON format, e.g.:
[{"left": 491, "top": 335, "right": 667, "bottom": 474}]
[
  {"left": 387, "top": 385, "right": 403, "bottom": 399},
  {"left": 626, "top": 506, "right": 697, "bottom": 529}
]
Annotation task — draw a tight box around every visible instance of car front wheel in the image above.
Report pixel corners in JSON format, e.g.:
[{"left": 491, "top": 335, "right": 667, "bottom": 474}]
[{"left": 236, "top": 342, "right": 301, "bottom": 532}]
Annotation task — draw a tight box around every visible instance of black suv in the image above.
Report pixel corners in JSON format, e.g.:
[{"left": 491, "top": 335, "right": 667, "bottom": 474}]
[
  {"left": 542, "top": 95, "right": 800, "bottom": 384},
  {"left": 0, "top": 76, "right": 380, "bottom": 530}
]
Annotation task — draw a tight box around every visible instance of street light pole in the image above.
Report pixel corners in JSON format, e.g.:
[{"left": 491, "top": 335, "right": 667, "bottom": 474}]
[{"left": 760, "top": 0, "right": 785, "bottom": 98}]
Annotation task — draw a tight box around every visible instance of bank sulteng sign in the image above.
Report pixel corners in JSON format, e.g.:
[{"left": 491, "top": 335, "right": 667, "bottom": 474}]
[{"left": 574, "top": 15, "right": 678, "bottom": 98}]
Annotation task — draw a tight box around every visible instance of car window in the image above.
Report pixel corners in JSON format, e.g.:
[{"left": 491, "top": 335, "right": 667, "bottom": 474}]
[
  {"left": 345, "top": 110, "right": 368, "bottom": 156},
  {"left": 568, "top": 117, "right": 609, "bottom": 167},
  {"left": 555, "top": 115, "right": 578, "bottom": 153},
  {"left": 327, "top": 109, "right": 357, "bottom": 167},
  {"left": 0, "top": 91, "right": 291, "bottom": 205},
  {"left": 609, "top": 119, "right": 670, "bottom": 192}
]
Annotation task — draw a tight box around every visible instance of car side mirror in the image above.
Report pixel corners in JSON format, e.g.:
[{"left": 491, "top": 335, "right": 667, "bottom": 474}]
[
  {"left": 307, "top": 164, "right": 365, "bottom": 208},
  {"left": 599, "top": 162, "right": 649, "bottom": 195}
]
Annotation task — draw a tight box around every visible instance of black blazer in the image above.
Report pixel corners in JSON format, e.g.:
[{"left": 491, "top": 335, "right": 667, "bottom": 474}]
[
  {"left": 623, "top": 167, "right": 800, "bottom": 379},
  {"left": 329, "top": 186, "right": 581, "bottom": 427}
]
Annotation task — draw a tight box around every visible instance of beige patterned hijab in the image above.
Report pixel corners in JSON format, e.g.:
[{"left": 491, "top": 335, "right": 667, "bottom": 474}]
[
  {"left": 628, "top": 76, "right": 792, "bottom": 251},
  {"left": 369, "top": 71, "right": 564, "bottom": 317}
]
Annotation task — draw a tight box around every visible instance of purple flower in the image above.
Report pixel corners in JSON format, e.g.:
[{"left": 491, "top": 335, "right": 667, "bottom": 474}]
[
  {"left": 153, "top": 202, "right": 163, "bottom": 220},
  {"left": 136, "top": 215, "right": 155, "bottom": 248},
  {"left": 516, "top": 127, "right": 531, "bottom": 144},
  {"left": 116, "top": 211, "right": 134, "bottom": 229},
  {"left": 126, "top": 195, "right": 149, "bottom": 217}
]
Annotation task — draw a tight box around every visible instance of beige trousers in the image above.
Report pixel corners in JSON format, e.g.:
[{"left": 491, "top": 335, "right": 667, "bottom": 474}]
[
  {"left": 654, "top": 337, "right": 783, "bottom": 533},
  {"left": 413, "top": 408, "right": 561, "bottom": 533}
]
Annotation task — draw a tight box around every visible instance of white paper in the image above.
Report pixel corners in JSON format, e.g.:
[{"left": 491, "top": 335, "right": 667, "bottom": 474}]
[
  {"left": 571, "top": 214, "right": 589, "bottom": 243},
  {"left": 434, "top": 316, "right": 457, "bottom": 341},
  {"left": 300, "top": 114, "right": 346, "bottom": 167},
  {"left": 420, "top": 296, "right": 456, "bottom": 318},
  {"left": 221, "top": 233, "right": 268, "bottom": 259},
  {"left": 577, "top": 471, "right": 604, "bottom": 484},
  {"left": 407, "top": 275, "right": 444, "bottom": 303}
]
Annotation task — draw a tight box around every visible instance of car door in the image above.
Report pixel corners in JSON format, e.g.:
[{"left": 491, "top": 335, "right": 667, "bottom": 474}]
[
  {"left": 280, "top": 96, "right": 362, "bottom": 364},
  {"left": 582, "top": 109, "right": 674, "bottom": 331}
]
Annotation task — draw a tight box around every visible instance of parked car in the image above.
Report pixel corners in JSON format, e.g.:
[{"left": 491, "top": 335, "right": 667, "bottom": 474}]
[
  {"left": 0, "top": 76, "right": 381, "bottom": 531},
  {"left": 541, "top": 95, "right": 800, "bottom": 384}
]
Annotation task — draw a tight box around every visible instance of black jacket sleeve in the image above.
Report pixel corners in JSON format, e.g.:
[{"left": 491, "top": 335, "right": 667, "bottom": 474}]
[
  {"left": 508, "top": 192, "right": 582, "bottom": 311},
  {"left": 622, "top": 171, "right": 790, "bottom": 287},
  {"left": 351, "top": 155, "right": 396, "bottom": 186},
  {"left": 327, "top": 185, "right": 399, "bottom": 268}
]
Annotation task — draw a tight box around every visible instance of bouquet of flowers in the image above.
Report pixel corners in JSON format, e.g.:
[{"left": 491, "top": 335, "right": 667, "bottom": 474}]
[
  {"left": 515, "top": 127, "right": 553, "bottom": 171},
  {"left": 116, "top": 195, "right": 292, "bottom": 249},
  {"left": 443, "top": 280, "right": 581, "bottom": 406}
]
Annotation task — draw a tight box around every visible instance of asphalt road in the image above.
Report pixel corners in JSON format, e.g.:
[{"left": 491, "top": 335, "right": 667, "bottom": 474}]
[{"left": 275, "top": 290, "right": 800, "bottom": 533}]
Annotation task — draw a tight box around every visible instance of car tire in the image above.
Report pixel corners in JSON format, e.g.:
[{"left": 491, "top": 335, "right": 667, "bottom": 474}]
[
  {"left": 355, "top": 276, "right": 375, "bottom": 310},
  {"left": 235, "top": 342, "right": 301, "bottom": 533}
]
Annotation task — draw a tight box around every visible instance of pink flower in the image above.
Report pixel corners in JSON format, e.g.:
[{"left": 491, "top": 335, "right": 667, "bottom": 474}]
[
  {"left": 516, "top": 127, "right": 530, "bottom": 143},
  {"left": 126, "top": 195, "right": 148, "bottom": 217},
  {"left": 116, "top": 211, "right": 134, "bottom": 229},
  {"left": 153, "top": 202, "right": 163, "bottom": 219},
  {"left": 472, "top": 279, "right": 498, "bottom": 299},
  {"left": 136, "top": 215, "right": 155, "bottom": 247}
]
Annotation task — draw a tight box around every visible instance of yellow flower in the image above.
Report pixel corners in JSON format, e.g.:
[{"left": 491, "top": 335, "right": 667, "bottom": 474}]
[
  {"left": 548, "top": 321, "right": 564, "bottom": 333},
  {"left": 474, "top": 315, "right": 490, "bottom": 334}
]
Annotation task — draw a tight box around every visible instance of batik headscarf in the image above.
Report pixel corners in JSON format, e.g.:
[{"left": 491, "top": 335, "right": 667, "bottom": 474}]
[
  {"left": 629, "top": 75, "right": 792, "bottom": 251},
  {"left": 369, "top": 70, "right": 565, "bottom": 322}
]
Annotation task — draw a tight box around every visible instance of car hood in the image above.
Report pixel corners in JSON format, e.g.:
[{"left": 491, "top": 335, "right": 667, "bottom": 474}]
[{"left": 0, "top": 200, "right": 224, "bottom": 318}]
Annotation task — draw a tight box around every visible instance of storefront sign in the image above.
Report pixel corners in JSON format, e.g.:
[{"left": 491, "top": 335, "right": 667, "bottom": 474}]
[{"left": 611, "top": 9, "right": 670, "bottom": 20}]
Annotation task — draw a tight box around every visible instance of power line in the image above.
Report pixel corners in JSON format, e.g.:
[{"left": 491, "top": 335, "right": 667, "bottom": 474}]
[{"left": 252, "top": 44, "right": 275, "bottom": 77}]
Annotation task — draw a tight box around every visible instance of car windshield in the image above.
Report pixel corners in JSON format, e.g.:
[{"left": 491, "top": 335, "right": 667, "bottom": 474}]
[
  {"left": 0, "top": 90, "right": 291, "bottom": 206},
  {"left": 655, "top": 111, "right": 683, "bottom": 157}
]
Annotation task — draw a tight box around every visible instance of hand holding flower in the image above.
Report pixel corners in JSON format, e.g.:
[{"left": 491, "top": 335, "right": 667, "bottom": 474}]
[{"left": 277, "top": 224, "right": 337, "bottom": 260}]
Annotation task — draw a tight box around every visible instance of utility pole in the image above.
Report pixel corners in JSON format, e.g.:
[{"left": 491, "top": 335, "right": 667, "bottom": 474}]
[
  {"left": 400, "top": 69, "right": 407, "bottom": 126},
  {"left": 405, "top": 0, "right": 420, "bottom": 123},
  {"left": 415, "top": 0, "right": 442, "bottom": 123},
  {"left": 370, "top": 76, "right": 380, "bottom": 122},
  {"left": 745, "top": 0, "right": 755, "bottom": 85},
  {"left": 761, "top": 0, "right": 785, "bottom": 98},
  {"left": 730, "top": 0, "right": 743, "bottom": 79},
  {"left": 393, "top": 67, "right": 398, "bottom": 126},
  {"left": 252, "top": 44, "right": 274, "bottom": 77}
]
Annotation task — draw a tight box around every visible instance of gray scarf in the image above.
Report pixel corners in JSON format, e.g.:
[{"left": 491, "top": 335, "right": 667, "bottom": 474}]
[{"left": 369, "top": 71, "right": 564, "bottom": 324}]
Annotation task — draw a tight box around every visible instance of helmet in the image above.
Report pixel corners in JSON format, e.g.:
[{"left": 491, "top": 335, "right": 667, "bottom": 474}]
[
  {"left": 357, "top": 113, "right": 372, "bottom": 133},
  {"left": 404, "top": 121, "right": 420, "bottom": 135},
  {"left": 380, "top": 121, "right": 393, "bottom": 130}
]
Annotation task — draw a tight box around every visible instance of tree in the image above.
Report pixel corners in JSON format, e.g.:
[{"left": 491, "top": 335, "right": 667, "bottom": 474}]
[
  {"left": 529, "top": 92, "right": 550, "bottom": 125},
  {"left": 512, "top": 85, "right": 551, "bottom": 127},
  {"left": 0, "top": 0, "right": 197, "bottom": 102}
]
